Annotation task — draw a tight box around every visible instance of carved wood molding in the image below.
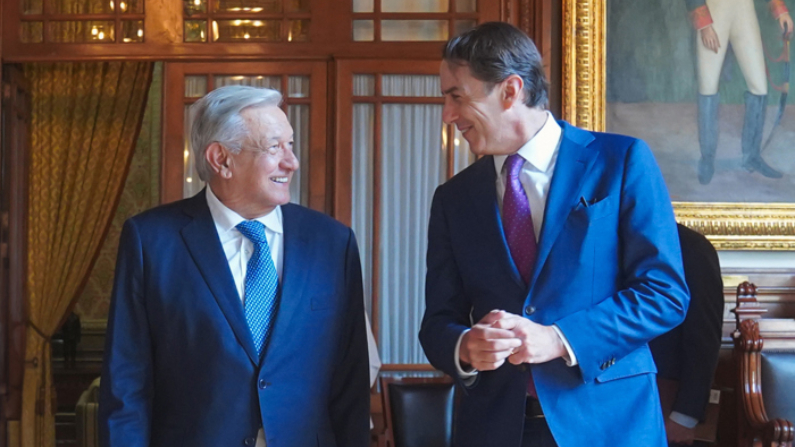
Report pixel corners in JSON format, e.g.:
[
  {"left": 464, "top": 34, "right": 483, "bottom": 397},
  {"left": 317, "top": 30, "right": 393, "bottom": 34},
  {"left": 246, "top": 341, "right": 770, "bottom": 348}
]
[
  {"left": 733, "top": 281, "right": 768, "bottom": 329},
  {"left": 561, "top": 0, "right": 604, "bottom": 131},
  {"left": 675, "top": 203, "right": 795, "bottom": 250},
  {"left": 735, "top": 318, "right": 795, "bottom": 445},
  {"left": 733, "top": 282, "right": 795, "bottom": 445},
  {"left": 520, "top": 0, "right": 531, "bottom": 35}
]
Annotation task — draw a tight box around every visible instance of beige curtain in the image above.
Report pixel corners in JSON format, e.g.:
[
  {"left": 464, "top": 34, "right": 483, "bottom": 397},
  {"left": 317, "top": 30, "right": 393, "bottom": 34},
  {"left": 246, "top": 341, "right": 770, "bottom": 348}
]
[{"left": 21, "top": 61, "right": 153, "bottom": 447}]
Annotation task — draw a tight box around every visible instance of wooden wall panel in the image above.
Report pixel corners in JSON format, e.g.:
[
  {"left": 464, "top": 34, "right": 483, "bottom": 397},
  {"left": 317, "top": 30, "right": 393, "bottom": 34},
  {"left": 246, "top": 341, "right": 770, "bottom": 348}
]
[{"left": 0, "top": 65, "right": 29, "bottom": 445}]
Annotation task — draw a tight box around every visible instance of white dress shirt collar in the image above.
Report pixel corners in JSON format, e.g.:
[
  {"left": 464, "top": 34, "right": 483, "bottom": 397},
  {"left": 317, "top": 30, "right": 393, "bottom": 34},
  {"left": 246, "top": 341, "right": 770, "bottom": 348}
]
[
  {"left": 493, "top": 111, "right": 561, "bottom": 176},
  {"left": 205, "top": 185, "right": 283, "bottom": 235}
]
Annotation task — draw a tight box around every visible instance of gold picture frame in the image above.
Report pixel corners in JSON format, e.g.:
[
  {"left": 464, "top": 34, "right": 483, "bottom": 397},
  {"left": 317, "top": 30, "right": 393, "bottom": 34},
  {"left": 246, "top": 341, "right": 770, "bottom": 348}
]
[{"left": 561, "top": 0, "right": 795, "bottom": 250}]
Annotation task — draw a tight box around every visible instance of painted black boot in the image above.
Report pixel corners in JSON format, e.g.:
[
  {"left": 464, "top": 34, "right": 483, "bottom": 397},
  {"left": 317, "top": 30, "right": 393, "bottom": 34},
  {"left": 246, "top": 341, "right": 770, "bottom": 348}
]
[
  {"left": 742, "top": 92, "right": 782, "bottom": 179},
  {"left": 697, "top": 93, "right": 719, "bottom": 185}
]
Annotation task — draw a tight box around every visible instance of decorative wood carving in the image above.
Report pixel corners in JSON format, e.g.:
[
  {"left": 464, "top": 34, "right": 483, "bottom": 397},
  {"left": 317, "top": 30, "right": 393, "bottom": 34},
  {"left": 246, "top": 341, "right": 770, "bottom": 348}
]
[
  {"left": 733, "top": 281, "right": 768, "bottom": 330},
  {"left": 733, "top": 283, "right": 795, "bottom": 447}
]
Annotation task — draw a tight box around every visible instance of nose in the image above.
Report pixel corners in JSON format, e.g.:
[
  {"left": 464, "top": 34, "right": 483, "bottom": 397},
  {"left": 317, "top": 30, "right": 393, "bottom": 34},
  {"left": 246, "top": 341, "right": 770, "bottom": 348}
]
[
  {"left": 282, "top": 147, "right": 299, "bottom": 171},
  {"left": 442, "top": 100, "right": 457, "bottom": 125}
]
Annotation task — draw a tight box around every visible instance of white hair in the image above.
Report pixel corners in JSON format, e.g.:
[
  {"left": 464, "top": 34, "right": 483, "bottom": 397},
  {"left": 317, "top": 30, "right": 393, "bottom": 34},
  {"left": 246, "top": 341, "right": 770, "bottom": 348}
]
[{"left": 188, "top": 85, "right": 283, "bottom": 181}]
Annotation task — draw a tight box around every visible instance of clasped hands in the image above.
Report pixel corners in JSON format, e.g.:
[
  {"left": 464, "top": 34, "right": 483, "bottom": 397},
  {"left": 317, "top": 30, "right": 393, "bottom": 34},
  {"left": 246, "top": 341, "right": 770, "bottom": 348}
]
[{"left": 459, "top": 309, "right": 567, "bottom": 372}]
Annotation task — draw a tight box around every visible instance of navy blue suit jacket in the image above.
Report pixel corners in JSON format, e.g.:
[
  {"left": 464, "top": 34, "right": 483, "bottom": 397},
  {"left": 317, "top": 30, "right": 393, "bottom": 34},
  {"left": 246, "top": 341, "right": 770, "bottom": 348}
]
[
  {"left": 650, "top": 224, "right": 724, "bottom": 421},
  {"left": 99, "top": 190, "right": 370, "bottom": 447},
  {"left": 419, "top": 122, "right": 690, "bottom": 447}
]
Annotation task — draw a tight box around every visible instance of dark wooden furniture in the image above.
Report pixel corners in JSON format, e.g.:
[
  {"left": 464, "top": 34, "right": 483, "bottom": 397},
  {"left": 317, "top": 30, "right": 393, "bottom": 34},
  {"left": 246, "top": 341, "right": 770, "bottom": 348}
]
[
  {"left": 733, "top": 281, "right": 795, "bottom": 447},
  {"left": 378, "top": 375, "right": 455, "bottom": 447}
]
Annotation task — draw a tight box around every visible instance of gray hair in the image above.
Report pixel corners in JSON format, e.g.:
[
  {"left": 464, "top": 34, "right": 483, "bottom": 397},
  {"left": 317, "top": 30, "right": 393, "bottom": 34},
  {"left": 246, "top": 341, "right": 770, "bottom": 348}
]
[{"left": 188, "top": 85, "right": 283, "bottom": 181}]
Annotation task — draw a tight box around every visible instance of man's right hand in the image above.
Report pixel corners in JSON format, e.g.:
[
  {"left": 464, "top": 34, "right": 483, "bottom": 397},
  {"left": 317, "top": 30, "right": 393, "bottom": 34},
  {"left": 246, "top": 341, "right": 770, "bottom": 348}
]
[
  {"left": 700, "top": 25, "right": 720, "bottom": 53},
  {"left": 459, "top": 310, "right": 522, "bottom": 371}
]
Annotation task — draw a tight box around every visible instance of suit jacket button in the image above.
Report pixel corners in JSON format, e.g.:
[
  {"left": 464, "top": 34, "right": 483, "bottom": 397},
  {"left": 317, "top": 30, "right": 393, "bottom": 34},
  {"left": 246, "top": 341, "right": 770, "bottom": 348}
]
[
  {"left": 258, "top": 379, "right": 269, "bottom": 389},
  {"left": 524, "top": 305, "right": 536, "bottom": 315},
  {"left": 244, "top": 437, "right": 256, "bottom": 446}
]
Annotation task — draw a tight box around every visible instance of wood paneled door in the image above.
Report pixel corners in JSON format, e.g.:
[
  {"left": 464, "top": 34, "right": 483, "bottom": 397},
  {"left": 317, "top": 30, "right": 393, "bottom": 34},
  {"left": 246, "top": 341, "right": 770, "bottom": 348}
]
[{"left": 335, "top": 59, "right": 475, "bottom": 370}]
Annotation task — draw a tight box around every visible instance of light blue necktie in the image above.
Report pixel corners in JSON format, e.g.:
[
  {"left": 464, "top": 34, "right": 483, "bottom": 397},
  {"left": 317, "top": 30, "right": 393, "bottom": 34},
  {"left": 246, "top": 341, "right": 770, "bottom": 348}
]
[{"left": 236, "top": 220, "right": 280, "bottom": 359}]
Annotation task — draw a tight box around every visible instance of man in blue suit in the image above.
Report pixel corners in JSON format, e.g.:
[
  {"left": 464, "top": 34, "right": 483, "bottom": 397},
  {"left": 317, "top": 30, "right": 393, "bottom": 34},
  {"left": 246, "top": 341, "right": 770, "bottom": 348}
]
[
  {"left": 99, "top": 86, "right": 370, "bottom": 447},
  {"left": 419, "top": 22, "right": 690, "bottom": 447}
]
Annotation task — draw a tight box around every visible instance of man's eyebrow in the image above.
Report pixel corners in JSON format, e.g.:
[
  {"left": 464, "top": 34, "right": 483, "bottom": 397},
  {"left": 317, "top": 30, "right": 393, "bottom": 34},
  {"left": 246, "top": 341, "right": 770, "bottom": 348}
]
[{"left": 442, "top": 86, "right": 459, "bottom": 95}]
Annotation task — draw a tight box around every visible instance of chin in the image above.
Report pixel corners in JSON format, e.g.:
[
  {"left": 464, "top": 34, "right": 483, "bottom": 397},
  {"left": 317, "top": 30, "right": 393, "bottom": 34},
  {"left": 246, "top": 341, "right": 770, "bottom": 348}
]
[{"left": 469, "top": 145, "right": 487, "bottom": 156}]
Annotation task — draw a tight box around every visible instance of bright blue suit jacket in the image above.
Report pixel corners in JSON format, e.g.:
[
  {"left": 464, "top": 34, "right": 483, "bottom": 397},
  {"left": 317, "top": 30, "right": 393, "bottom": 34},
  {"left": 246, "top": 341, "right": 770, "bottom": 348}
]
[
  {"left": 99, "top": 190, "right": 370, "bottom": 447},
  {"left": 419, "top": 122, "right": 690, "bottom": 447}
]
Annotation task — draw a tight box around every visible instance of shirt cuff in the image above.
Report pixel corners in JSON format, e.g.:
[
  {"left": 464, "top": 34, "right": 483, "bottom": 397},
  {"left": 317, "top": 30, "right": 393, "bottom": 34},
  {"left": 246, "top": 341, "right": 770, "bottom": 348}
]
[
  {"left": 454, "top": 329, "right": 478, "bottom": 381},
  {"left": 552, "top": 325, "right": 578, "bottom": 366},
  {"left": 669, "top": 411, "right": 699, "bottom": 429}
]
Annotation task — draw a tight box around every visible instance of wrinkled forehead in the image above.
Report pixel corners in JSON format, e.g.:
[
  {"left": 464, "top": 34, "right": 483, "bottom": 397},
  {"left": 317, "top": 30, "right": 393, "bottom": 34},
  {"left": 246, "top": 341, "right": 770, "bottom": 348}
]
[{"left": 241, "top": 105, "right": 293, "bottom": 141}]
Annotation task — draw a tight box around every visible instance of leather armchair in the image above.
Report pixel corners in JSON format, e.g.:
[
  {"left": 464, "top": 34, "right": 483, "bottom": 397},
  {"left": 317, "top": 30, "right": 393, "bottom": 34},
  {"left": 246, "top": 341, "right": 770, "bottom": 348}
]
[{"left": 378, "top": 376, "right": 455, "bottom": 447}]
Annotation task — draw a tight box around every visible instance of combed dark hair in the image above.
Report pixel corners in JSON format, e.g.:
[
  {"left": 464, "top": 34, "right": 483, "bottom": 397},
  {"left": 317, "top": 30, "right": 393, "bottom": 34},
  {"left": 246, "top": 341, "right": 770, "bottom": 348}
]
[{"left": 442, "top": 22, "right": 549, "bottom": 108}]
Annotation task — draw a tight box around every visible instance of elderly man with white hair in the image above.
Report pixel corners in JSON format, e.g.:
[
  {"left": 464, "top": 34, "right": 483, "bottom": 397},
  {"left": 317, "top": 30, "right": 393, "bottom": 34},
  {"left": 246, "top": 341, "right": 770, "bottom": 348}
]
[{"left": 99, "top": 85, "right": 370, "bottom": 447}]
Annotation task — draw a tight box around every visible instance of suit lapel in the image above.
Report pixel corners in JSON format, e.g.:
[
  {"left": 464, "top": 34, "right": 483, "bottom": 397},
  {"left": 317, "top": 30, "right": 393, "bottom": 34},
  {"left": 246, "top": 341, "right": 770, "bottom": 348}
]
[
  {"left": 466, "top": 157, "right": 526, "bottom": 292},
  {"left": 530, "top": 122, "right": 597, "bottom": 287},
  {"left": 265, "top": 203, "right": 310, "bottom": 359},
  {"left": 180, "top": 190, "right": 260, "bottom": 366}
]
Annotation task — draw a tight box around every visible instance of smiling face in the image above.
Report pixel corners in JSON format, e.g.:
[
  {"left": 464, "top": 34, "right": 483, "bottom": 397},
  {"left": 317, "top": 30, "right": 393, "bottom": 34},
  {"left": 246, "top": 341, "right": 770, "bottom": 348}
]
[
  {"left": 218, "top": 105, "right": 299, "bottom": 218},
  {"left": 440, "top": 60, "right": 514, "bottom": 156}
]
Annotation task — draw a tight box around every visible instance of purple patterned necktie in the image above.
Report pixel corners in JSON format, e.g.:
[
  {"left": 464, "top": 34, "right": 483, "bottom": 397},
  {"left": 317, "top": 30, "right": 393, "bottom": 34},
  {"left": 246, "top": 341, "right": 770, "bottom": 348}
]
[
  {"left": 502, "top": 154, "right": 538, "bottom": 286},
  {"left": 502, "top": 153, "right": 539, "bottom": 398}
]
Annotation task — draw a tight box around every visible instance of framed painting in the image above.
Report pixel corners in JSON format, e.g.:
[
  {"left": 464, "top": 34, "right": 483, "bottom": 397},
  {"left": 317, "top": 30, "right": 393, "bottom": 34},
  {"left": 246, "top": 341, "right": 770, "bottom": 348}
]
[{"left": 561, "top": 0, "right": 795, "bottom": 250}]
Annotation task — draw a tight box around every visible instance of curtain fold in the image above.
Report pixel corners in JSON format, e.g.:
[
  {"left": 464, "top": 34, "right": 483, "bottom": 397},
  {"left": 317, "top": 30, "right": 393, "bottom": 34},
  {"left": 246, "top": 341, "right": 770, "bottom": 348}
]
[
  {"left": 21, "top": 61, "right": 153, "bottom": 447},
  {"left": 379, "top": 103, "right": 444, "bottom": 364}
]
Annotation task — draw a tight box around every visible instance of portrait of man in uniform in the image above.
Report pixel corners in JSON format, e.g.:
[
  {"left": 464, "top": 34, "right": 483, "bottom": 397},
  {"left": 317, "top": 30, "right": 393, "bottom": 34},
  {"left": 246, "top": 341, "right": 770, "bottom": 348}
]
[{"left": 606, "top": 0, "right": 794, "bottom": 203}]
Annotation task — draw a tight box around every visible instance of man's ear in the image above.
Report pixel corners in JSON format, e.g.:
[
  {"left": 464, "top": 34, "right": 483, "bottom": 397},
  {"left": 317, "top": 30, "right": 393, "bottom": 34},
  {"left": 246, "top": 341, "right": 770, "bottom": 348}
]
[
  {"left": 501, "top": 74, "right": 525, "bottom": 108},
  {"left": 205, "top": 142, "right": 232, "bottom": 178}
]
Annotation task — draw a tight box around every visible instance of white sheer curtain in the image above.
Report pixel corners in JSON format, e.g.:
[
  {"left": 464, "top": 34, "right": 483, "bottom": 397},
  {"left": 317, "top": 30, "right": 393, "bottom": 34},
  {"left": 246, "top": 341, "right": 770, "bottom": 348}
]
[
  {"left": 183, "top": 105, "right": 205, "bottom": 198},
  {"left": 351, "top": 74, "right": 449, "bottom": 365},
  {"left": 452, "top": 126, "right": 475, "bottom": 175},
  {"left": 287, "top": 104, "right": 308, "bottom": 205},
  {"left": 351, "top": 103, "right": 375, "bottom": 320},
  {"left": 379, "top": 103, "right": 444, "bottom": 364}
]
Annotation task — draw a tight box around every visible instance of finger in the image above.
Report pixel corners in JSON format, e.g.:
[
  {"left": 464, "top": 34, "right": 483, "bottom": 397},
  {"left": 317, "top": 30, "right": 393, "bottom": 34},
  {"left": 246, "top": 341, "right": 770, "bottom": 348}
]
[
  {"left": 507, "top": 351, "right": 528, "bottom": 365},
  {"left": 472, "top": 337, "right": 522, "bottom": 352},
  {"left": 471, "top": 348, "right": 514, "bottom": 364},
  {"left": 470, "top": 326, "right": 519, "bottom": 340},
  {"left": 472, "top": 358, "right": 505, "bottom": 371},
  {"left": 492, "top": 315, "right": 537, "bottom": 333},
  {"left": 477, "top": 309, "right": 507, "bottom": 325},
  {"left": 490, "top": 315, "right": 526, "bottom": 330}
]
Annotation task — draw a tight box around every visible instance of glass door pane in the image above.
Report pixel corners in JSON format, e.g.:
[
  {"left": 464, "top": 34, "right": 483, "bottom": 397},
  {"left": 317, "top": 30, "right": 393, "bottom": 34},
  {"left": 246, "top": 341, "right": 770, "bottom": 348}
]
[{"left": 378, "top": 102, "right": 444, "bottom": 364}]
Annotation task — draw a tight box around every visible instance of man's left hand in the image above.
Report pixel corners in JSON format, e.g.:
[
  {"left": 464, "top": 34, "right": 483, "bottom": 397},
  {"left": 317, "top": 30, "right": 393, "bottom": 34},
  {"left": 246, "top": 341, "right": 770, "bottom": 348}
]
[
  {"left": 665, "top": 418, "right": 696, "bottom": 445},
  {"left": 491, "top": 313, "right": 566, "bottom": 365}
]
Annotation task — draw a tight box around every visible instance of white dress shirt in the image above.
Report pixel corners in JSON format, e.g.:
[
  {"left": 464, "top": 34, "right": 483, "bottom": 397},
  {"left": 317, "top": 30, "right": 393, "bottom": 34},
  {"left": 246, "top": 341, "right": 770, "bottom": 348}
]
[
  {"left": 205, "top": 185, "right": 283, "bottom": 447},
  {"left": 454, "top": 112, "right": 578, "bottom": 380}
]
